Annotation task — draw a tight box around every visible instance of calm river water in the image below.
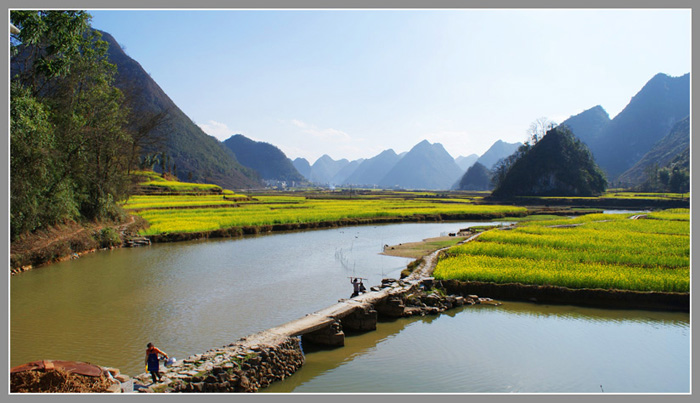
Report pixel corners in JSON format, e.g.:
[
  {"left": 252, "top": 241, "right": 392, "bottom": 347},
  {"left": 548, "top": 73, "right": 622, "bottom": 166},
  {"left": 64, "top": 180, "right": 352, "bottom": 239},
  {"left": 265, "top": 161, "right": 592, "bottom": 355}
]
[{"left": 10, "top": 220, "right": 690, "bottom": 393}]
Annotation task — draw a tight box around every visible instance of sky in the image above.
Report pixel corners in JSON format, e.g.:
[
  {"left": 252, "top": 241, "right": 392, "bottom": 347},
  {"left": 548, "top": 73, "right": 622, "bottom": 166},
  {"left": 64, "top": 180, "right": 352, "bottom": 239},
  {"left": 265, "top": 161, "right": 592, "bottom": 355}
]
[{"left": 87, "top": 8, "right": 691, "bottom": 163}]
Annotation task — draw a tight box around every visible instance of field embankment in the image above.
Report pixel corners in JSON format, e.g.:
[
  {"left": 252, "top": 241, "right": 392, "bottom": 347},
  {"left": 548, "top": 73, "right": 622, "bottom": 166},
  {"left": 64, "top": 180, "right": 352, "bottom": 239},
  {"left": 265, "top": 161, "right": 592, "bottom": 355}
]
[{"left": 440, "top": 280, "right": 689, "bottom": 311}]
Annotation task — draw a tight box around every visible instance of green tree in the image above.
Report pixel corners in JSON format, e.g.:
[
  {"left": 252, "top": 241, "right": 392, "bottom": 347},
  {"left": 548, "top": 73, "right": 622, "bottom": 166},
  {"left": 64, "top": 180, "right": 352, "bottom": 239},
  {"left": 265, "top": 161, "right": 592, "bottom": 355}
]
[
  {"left": 10, "top": 10, "right": 131, "bottom": 238},
  {"left": 658, "top": 168, "right": 671, "bottom": 190},
  {"left": 669, "top": 168, "right": 689, "bottom": 193},
  {"left": 10, "top": 82, "right": 78, "bottom": 238},
  {"left": 10, "top": 11, "right": 93, "bottom": 96}
]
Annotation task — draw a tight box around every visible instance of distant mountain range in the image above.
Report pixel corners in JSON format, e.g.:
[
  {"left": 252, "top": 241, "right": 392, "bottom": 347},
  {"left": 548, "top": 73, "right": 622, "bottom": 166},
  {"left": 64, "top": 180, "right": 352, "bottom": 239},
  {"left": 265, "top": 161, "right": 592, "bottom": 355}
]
[
  {"left": 455, "top": 154, "right": 479, "bottom": 171},
  {"left": 287, "top": 139, "right": 520, "bottom": 190},
  {"left": 293, "top": 140, "right": 520, "bottom": 190},
  {"left": 331, "top": 159, "right": 364, "bottom": 186},
  {"left": 559, "top": 105, "right": 610, "bottom": 147},
  {"left": 377, "top": 140, "right": 463, "bottom": 190},
  {"left": 292, "top": 158, "right": 312, "bottom": 179},
  {"left": 97, "top": 28, "right": 688, "bottom": 192},
  {"left": 561, "top": 73, "right": 690, "bottom": 183},
  {"left": 344, "top": 149, "right": 401, "bottom": 187},
  {"left": 307, "top": 155, "right": 351, "bottom": 185}
]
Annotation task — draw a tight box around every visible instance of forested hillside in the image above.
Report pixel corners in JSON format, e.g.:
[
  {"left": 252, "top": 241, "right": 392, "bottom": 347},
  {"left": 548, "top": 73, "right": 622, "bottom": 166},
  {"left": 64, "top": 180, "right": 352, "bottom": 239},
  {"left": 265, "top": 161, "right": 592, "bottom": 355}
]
[
  {"left": 581, "top": 73, "right": 689, "bottom": 182},
  {"left": 222, "top": 134, "right": 305, "bottom": 183},
  {"left": 98, "top": 30, "right": 261, "bottom": 190},
  {"left": 491, "top": 127, "right": 607, "bottom": 198},
  {"left": 9, "top": 11, "right": 261, "bottom": 244},
  {"left": 455, "top": 162, "right": 493, "bottom": 191},
  {"left": 618, "top": 117, "right": 690, "bottom": 192}
]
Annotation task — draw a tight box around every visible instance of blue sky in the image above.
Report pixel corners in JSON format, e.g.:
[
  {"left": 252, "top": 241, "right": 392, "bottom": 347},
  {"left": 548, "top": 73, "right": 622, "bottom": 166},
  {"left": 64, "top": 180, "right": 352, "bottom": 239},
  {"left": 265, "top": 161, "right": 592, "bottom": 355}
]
[{"left": 87, "top": 9, "right": 690, "bottom": 163}]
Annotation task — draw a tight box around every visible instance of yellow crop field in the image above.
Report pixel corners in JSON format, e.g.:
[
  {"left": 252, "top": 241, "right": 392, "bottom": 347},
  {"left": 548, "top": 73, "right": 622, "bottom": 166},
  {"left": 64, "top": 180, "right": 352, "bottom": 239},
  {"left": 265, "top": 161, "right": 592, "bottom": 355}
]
[
  {"left": 434, "top": 210, "right": 690, "bottom": 293},
  {"left": 123, "top": 195, "right": 240, "bottom": 210},
  {"left": 132, "top": 170, "right": 224, "bottom": 193},
  {"left": 122, "top": 192, "right": 527, "bottom": 236}
]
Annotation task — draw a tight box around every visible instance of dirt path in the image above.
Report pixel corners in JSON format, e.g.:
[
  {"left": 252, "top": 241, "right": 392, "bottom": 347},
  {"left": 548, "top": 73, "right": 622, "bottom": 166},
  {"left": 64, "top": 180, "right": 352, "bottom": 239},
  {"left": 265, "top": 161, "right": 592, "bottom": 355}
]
[
  {"left": 14, "top": 215, "right": 135, "bottom": 255},
  {"left": 10, "top": 215, "right": 141, "bottom": 274},
  {"left": 381, "top": 236, "right": 466, "bottom": 259},
  {"left": 405, "top": 231, "right": 485, "bottom": 281}
]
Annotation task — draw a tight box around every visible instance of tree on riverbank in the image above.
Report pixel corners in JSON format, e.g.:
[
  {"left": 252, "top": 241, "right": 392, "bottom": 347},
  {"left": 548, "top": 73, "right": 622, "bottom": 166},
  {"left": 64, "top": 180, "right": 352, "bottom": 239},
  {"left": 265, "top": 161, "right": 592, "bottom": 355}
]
[{"left": 10, "top": 11, "right": 133, "bottom": 241}]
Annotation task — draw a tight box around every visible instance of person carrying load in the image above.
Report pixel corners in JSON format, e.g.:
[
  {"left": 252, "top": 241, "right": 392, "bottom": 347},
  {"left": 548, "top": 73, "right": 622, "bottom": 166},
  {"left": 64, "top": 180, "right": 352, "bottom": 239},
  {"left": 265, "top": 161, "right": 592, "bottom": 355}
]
[{"left": 145, "top": 342, "right": 168, "bottom": 384}]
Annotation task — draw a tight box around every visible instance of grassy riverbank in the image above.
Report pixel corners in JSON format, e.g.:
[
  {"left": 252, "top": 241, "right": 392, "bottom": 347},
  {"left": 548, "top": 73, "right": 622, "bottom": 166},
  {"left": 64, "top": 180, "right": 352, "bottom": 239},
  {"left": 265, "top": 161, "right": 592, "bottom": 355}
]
[{"left": 434, "top": 209, "right": 690, "bottom": 294}]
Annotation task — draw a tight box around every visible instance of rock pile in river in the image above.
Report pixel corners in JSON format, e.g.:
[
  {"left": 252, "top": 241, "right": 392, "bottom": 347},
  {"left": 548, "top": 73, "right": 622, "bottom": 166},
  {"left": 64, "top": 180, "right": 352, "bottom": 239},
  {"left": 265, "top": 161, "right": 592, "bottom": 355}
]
[
  {"left": 133, "top": 337, "right": 304, "bottom": 393},
  {"left": 372, "top": 277, "right": 500, "bottom": 318}
]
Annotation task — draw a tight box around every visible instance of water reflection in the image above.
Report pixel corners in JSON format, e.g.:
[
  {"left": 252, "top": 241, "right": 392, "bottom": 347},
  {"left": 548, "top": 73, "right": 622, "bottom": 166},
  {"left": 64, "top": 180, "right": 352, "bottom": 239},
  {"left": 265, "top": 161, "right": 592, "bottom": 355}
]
[
  {"left": 494, "top": 300, "right": 689, "bottom": 328},
  {"left": 262, "top": 302, "right": 689, "bottom": 394}
]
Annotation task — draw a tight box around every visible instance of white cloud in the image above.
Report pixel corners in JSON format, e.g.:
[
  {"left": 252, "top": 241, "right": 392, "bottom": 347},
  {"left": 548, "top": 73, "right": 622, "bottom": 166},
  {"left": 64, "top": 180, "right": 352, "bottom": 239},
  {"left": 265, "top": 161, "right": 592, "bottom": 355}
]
[
  {"left": 313, "top": 127, "right": 352, "bottom": 142},
  {"left": 198, "top": 120, "right": 243, "bottom": 142},
  {"left": 290, "top": 119, "right": 352, "bottom": 142},
  {"left": 291, "top": 119, "right": 308, "bottom": 129}
]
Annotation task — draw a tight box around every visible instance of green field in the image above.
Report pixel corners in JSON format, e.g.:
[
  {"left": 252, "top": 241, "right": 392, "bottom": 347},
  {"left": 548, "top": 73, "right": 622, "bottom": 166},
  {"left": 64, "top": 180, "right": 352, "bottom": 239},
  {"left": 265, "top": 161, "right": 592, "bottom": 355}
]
[{"left": 434, "top": 209, "right": 690, "bottom": 293}]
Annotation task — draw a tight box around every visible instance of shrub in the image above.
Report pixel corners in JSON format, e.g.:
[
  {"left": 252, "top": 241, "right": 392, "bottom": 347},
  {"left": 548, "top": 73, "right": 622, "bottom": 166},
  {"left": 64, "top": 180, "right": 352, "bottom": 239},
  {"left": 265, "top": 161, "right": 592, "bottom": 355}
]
[{"left": 97, "top": 228, "right": 122, "bottom": 248}]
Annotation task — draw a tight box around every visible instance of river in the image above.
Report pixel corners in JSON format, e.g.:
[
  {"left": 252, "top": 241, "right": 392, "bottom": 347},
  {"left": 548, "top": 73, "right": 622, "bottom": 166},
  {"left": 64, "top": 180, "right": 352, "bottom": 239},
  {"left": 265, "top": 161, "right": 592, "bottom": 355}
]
[
  {"left": 9, "top": 220, "right": 690, "bottom": 393},
  {"left": 263, "top": 303, "right": 689, "bottom": 393}
]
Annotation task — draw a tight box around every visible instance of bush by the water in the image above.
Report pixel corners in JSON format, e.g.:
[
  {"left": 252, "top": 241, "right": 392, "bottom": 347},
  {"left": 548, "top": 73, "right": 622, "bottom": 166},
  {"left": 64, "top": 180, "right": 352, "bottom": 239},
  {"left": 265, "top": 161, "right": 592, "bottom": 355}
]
[{"left": 97, "top": 228, "right": 122, "bottom": 248}]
